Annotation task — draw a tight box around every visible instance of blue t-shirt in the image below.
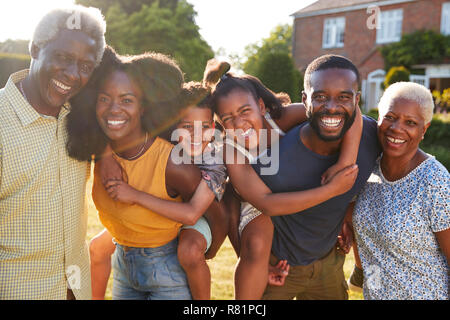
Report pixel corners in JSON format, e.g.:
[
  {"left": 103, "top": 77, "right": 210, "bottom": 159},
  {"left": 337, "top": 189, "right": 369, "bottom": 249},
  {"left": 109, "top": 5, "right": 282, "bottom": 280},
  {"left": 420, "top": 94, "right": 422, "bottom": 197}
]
[{"left": 253, "top": 116, "right": 381, "bottom": 266}]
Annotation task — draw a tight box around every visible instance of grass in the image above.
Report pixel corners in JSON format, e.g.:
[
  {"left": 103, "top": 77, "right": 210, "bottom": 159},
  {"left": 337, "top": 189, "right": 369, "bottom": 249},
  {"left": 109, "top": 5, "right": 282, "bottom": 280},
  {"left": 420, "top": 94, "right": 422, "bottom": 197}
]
[
  {"left": 421, "top": 144, "right": 450, "bottom": 169},
  {"left": 85, "top": 173, "right": 363, "bottom": 300}
]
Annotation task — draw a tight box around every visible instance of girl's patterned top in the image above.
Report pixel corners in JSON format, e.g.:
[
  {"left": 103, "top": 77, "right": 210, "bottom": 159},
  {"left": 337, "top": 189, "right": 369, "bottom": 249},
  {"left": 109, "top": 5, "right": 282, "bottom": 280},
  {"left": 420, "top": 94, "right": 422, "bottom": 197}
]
[
  {"left": 353, "top": 155, "right": 449, "bottom": 300},
  {"left": 196, "top": 141, "right": 227, "bottom": 202}
]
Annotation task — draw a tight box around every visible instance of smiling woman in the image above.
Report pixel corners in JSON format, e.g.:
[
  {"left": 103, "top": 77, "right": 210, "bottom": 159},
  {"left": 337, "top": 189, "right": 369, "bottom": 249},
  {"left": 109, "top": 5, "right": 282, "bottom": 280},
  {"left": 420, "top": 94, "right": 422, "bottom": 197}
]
[
  {"left": 66, "top": 46, "right": 185, "bottom": 161},
  {"left": 376, "top": 83, "right": 434, "bottom": 176},
  {"left": 353, "top": 82, "right": 450, "bottom": 300},
  {"left": 65, "top": 47, "right": 213, "bottom": 300},
  {"left": 96, "top": 69, "right": 146, "bottom": 158}
]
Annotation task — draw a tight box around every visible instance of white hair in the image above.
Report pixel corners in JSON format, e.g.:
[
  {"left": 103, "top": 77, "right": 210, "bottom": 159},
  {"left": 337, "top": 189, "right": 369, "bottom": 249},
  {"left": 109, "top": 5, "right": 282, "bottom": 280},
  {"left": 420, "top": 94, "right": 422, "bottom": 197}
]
[
  {"left": 30, "top": 5, "right": 106, "bottom": 66},
  {"left": 378, "top": 81, "right": 434, "bottom": 124}
]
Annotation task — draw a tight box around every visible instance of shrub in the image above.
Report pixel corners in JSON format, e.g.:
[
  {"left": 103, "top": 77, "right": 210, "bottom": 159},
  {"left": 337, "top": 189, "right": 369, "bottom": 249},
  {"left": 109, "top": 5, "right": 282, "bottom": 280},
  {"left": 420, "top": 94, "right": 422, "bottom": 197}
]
[
  {"left": 380, "top": 30, "right": 450, "bottom": 71},
  {"left": 366, "top": 108, "right": 379, "bottom": 121},
  {"left": 422, "top": 114, "right": 450, "bottom": 149},
  {"left": 421, "top": 115, "right": 450, "bottom": 170},
  {"left": 0, "top": 52, "right": 30, "bottom": 87},
  {"left": 382, "top": 66, "right": 410, "bottom": 90},
  {"left": 421, "top": 144, "right": 450, "bottom": 170},
  {"left": 432, "top": 89, "right": 450, "bottom": 112}
]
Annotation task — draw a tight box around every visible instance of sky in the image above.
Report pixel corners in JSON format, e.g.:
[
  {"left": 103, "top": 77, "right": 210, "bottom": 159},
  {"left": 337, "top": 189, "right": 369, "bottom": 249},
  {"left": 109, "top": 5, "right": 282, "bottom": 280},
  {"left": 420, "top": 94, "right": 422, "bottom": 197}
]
[
  {"left": 0, "top": 0, "right": 75, "bottom": 41},
  {"left": 0, "top": 0, "right": 316, "bottom": 56},
  {"left": 187, "top": 0, "right": 316, "bottom": 56}
]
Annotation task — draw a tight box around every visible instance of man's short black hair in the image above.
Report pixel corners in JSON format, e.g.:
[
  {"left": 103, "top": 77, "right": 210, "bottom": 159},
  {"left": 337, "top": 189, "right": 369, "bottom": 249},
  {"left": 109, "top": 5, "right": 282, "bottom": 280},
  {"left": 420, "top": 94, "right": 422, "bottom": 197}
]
[{"left": 304, "top": 54, "right": 360, "bottom": 92}]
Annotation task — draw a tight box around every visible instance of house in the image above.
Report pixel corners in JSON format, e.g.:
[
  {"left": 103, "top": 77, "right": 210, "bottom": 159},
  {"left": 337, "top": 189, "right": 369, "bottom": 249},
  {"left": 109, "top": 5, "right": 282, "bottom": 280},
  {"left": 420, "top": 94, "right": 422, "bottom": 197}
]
[{"left": 291, "top": 0, "right": 450, "bottom": 110}]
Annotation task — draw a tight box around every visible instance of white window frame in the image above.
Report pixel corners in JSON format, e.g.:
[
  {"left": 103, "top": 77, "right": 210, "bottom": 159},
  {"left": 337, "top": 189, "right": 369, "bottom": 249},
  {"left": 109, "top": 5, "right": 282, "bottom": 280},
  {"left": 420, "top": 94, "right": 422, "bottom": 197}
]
[
  {"left": 441, "top": 2, "right": 450, "bottom": 35},
  {"left": 366, "top": 69, "right": 386, "bottom": 110},
  {"left": 410, "top": 74, "right": 429, "bottom": 88},
  {"left": 322, "top": 17, "right": 345, "bottom": 48},
  {"left": 376, "top": 9, "right": 403, "bottom": 44}
]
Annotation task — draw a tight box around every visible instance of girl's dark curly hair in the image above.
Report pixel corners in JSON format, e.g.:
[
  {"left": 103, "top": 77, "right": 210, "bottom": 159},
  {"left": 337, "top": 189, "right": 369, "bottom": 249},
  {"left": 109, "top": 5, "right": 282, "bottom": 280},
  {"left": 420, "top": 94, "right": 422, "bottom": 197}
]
[
  {"left": 179, "top": 81, "right": 211, "bottom": 110},
  {"left": 177, "top": 80, "right": 228, "bottom": 134},
  {"left": 204, "top": 59, "right": 291, "bottom": 120},
  {"left": 66, "top": 46, "right": 185, "bottom": 161}
]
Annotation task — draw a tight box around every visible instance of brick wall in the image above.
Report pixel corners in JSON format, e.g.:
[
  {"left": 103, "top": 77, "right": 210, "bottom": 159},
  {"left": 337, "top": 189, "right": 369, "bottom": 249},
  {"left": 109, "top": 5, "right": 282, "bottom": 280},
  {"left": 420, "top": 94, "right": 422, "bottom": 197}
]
[{"left": 293, "top": 0, "right": 448, "bottom": 80}]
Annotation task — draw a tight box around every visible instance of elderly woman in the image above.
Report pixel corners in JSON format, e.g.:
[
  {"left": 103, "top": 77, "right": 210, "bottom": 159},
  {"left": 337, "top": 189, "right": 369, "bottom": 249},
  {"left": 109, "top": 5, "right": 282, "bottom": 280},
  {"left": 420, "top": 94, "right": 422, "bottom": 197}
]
[{"left": 352, "top": 82, "right": 449, "bottom": 300}]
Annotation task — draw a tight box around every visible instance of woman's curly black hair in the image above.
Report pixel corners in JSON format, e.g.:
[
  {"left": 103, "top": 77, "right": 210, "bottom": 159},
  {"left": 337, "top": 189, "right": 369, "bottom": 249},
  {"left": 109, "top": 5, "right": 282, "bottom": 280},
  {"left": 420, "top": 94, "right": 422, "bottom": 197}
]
[
  {"left": 203, "top": 59, "right": 291, "bottom": 120},
  {"left": 66, "top": 46, "right": 185, "bottom": 161}
]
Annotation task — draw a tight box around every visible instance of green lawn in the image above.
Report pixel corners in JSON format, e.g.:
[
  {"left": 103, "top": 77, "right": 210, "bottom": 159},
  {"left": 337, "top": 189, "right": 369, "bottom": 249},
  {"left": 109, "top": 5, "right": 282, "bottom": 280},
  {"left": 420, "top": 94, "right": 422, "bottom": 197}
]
[{"left": 86, "top": 175, "right": 363, "bottom": 300}]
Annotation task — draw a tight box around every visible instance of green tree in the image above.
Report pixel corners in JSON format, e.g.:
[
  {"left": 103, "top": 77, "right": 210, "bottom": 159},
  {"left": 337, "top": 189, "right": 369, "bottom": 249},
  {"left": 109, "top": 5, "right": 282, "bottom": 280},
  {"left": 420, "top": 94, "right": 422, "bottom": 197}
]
[
  {"left": 242, "top": 24, "right": 293, "bottom": 76},
  {"left": 255, "top": 52, "right": 301, "bottom": 102},
  {"left": 81, "top": 0, "right": 213, "bottom": 81},
  {"left": 243, "top": 24, "right": 302, "bottom": 102},
  {"left": 76, "top": 0, "right": 177, "bottom": 14}
]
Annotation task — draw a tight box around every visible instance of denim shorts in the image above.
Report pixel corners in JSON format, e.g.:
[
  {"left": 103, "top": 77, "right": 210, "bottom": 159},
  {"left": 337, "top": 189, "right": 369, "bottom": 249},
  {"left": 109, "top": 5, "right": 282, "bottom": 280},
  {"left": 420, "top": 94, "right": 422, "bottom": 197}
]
[{"left": 111, "top": 238, "right": 192, "bottom": 300}]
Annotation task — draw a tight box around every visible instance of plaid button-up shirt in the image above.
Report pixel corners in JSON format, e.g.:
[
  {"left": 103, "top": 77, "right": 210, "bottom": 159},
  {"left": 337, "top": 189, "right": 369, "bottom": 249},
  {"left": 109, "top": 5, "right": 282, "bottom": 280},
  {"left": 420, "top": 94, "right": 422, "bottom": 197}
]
[{"left": 0, "top": 70, "right": 91, "bottom": 300}]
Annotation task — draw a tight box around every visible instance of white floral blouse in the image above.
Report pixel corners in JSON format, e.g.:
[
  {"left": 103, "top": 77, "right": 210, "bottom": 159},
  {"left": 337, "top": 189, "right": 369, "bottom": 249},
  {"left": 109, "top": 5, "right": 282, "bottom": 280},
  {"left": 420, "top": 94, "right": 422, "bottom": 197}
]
[{"left": 353, "top": 156, "right": 449, "bottom": 300}]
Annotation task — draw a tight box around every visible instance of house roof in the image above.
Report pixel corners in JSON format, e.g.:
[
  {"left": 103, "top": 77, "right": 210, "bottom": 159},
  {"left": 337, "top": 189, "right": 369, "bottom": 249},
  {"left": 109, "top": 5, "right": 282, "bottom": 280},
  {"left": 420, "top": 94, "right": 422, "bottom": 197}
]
[{"left": 292, "top": 0, "right": 417, "bottom": 18}]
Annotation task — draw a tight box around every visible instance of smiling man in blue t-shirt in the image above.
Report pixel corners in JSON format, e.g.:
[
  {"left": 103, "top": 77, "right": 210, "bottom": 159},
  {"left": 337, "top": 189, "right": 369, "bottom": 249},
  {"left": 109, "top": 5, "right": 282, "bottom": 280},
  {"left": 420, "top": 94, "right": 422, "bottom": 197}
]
[{"left": 253, "top": 55, "right": 381, "bottom": 300}]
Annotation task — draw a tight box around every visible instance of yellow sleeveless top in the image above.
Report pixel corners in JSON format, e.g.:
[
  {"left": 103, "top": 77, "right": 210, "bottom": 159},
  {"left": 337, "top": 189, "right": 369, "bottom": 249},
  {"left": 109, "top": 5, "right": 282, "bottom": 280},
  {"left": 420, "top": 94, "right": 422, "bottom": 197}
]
[{"left": 92, "top": 137, "right": 182, "bottom": 248}]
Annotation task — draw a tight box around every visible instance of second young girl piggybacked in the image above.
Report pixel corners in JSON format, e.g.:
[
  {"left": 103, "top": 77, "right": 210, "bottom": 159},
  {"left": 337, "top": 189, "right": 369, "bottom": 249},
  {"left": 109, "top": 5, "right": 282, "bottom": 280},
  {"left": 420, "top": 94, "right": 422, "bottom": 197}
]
[{"left": 203, "top": 59, "right": 363, "bottom": 299}]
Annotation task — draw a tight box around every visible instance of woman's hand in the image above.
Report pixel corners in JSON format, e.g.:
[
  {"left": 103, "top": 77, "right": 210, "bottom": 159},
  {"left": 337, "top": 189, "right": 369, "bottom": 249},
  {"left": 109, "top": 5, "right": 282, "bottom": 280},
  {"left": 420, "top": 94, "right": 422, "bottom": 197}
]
[
  {"left": 325, "top": 164, "right": 359, "bottom": 197},
  {"left": 105, "top": 180, "right": 139, "bottom": 204}
]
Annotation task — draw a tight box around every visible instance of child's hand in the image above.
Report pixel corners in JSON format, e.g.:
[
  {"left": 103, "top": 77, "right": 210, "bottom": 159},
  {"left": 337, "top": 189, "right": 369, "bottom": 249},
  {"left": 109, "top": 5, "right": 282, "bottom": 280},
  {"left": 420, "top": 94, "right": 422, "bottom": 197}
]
[
  {"left": 268, "top": 260, "right": 290, "bottom": 286},
  {"left": 105, "top": 180, "right": 139, "bottom": 204},
  {"left": 98, "top": 151, "right": 127, "bottom": 187},
  {"left": 336, "top": 221, "right": 353, "bottom": 255},
  {"left": 321, "top": 163, "right": 341, "bottom": 185},
  {"left": 326, "top": 164, "right": 359, "bottom": 197}
]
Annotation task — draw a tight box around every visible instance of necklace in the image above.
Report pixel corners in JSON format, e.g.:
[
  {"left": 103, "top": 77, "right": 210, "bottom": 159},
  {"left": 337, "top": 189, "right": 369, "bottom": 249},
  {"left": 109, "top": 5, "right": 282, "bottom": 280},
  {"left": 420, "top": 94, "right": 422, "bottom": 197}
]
[{"left": 113, "top": 132, "right": 149, "bottom": 160}]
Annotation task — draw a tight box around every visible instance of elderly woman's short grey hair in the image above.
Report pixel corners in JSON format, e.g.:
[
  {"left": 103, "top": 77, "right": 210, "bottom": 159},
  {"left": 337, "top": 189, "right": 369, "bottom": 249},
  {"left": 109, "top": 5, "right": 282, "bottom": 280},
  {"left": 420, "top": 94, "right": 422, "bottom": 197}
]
[
  {"left": 378, "top": 81, "right": 434, "bottom": 124},
  {"left": 30, "top": 5, "right": 106, "bottom": 66}
]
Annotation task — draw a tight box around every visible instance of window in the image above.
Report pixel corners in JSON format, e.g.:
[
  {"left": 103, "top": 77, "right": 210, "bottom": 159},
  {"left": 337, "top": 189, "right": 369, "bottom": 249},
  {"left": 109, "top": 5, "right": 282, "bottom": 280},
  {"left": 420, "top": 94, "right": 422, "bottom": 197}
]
[
  {"left": 376, "top": 9, "right": 403, "bottom": 44},
  {"left": 322, "top": 17, "right": 345, "bottom": 48},
  {"left": 441, "top": 2, "right": 450, "bottom": 35},
  {"left": 410, "top": 74, "right": 429, "bottom": 88}
]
